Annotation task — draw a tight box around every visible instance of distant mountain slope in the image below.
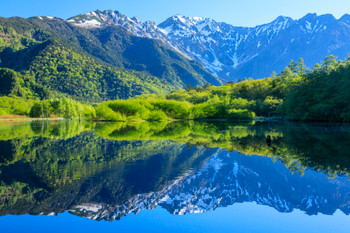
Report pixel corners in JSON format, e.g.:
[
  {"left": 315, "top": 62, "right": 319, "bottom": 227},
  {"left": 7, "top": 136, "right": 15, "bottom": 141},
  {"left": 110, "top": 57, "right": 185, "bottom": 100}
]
[
  {"left": 69, "top": 10, "right": 350, "bottom": 81},
  {"left": 88, "top": 26, "right": 221, "bottom": 87},
  {"left": 158, "top": 13, "right": 350, "bottom": 80},
  {"left": 0, "top": 35, "right": 175, "bottom": 101},
  {"left": 0, "top": 15, "right": 221, "bottom": 101},
  {"left": 67, "top": 10, "right": 222, "bottom": 86}
]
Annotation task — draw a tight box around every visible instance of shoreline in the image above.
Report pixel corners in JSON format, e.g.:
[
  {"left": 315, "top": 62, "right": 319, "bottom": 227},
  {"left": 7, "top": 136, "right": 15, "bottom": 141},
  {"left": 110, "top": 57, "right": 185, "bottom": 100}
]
[
  {"left": 0, "top": 115, "right": 282, "bottom": 123},
  {"left": 1, "top": 116, "right": 346, "bottom": 124},
  {"left": 0, "top": 116, "right": 66, "bottom": 122}
]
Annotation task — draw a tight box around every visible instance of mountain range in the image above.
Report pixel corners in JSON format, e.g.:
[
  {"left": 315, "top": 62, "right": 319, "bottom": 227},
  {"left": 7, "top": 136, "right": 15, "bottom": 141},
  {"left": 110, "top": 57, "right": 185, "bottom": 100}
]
[
  {"left": 69, "top": 10, "right": 350, "bottom": 80},
  {"left": 1, "top": 10, "right": 350, "bottom": 101}
]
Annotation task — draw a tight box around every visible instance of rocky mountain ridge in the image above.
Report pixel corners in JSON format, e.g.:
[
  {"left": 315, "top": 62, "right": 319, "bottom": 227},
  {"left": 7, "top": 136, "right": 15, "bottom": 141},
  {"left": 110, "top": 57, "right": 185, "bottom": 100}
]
[{"left": 68, "top": 10, "right": 350, "bottom": 80}]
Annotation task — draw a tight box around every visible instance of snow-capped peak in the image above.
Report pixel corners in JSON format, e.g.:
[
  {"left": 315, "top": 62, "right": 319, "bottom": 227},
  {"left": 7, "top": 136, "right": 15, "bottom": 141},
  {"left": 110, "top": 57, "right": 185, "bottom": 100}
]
[
  {"left": 67, "top": 10, "right": 350, "bottom": 81},
  {"left": 67, "top": 10, "right": 132, "bottom": 28}
]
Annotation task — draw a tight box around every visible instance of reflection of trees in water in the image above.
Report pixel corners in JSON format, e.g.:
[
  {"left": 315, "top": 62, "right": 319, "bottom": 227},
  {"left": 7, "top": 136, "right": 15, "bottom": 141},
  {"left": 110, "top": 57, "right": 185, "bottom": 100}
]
[
  {"left": 2, "top": 120, "right": 350, "bottom": 177},
  {"left": 0, "top": 121, "right": 217, "bottom": 215},
  {"left": 0, "top": 120, "right": 350, "bottom": 216}
]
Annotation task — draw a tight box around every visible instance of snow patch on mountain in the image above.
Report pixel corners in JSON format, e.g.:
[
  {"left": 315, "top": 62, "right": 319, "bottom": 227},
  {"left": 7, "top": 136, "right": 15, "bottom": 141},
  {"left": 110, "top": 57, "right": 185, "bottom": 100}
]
[{"left": 68, "top": 10, "right": 350, "bottom": 80}]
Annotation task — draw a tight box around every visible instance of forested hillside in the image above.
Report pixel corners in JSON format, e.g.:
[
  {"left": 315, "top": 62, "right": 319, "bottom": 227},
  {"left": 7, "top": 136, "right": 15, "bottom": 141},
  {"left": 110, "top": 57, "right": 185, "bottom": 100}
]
[{"left": 0, "top": 16, "right": 221, "bottom": 102}]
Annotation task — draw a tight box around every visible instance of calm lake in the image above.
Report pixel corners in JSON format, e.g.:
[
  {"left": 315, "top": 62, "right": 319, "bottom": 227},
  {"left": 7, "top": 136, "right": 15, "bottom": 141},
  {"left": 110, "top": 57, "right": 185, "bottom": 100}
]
[{"left": 0, "top": 120, "right": 350, "bottom": 232}]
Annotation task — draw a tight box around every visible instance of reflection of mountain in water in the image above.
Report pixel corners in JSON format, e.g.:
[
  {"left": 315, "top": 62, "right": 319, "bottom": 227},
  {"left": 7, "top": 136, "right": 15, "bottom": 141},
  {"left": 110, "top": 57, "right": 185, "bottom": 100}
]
[
  {"left": 0, "top": 123, "right": 217, "bottom": 216},
  {"left": 70, "top": 150, "right": 350, "bottom": 221},
  {"left": 1, "top": 120, "right": 350, "bottom": 221}
]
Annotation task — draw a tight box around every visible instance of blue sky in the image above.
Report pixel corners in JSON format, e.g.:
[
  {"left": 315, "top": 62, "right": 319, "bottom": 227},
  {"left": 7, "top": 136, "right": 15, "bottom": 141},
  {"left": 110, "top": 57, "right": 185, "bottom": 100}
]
[{"left": 1, "top": 0, "right": 350, "bottom": 26}]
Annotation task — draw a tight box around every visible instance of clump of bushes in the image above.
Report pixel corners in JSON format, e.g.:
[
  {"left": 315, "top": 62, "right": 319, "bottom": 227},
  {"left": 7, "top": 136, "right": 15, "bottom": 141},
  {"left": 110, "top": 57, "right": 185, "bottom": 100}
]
[
  {"left": 150, "top": 100, "right": 191, "bottom": 119},
  {"left": 190, "top": 103, "right": 223, "bottom": 119},
  {"left": 95, "top": 97, "right": 257, "bottom": 121},
  {"left": 108, "top": 100, "right": 151, "bottom": 120},
  {"left": 29, "top": 98, "right": 95, "bottom": 118},
  {"left": 95, "top": 99, "right": 191, "bottom": 121},
  {"left": 227, "top": 109, "right": 255, "bottom": 119},
  {"left": 147, "top": 110, "right": 168, "bottom": 121},
  {"left": 95, "top": 104, "right": 124, "bottom": 121},
  {"left": 0, "top": 96, "right": 34, "bottom": 116}
]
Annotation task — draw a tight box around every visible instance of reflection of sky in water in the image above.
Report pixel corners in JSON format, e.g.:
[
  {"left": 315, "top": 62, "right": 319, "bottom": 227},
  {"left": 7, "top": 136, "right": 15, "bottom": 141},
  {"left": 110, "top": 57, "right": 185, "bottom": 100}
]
[
  {"left": 1, "top": 121, "right": 350, "bottom": 232},
  {"left": 1, "top": 204, "right": 349, "bottom": 233}
]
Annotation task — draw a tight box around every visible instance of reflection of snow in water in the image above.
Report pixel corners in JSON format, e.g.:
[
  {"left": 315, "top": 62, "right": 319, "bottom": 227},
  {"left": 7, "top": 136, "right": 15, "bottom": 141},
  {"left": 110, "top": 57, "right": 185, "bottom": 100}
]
[{"left": 70, "top": 150, "right": 350, "bottom": 221}]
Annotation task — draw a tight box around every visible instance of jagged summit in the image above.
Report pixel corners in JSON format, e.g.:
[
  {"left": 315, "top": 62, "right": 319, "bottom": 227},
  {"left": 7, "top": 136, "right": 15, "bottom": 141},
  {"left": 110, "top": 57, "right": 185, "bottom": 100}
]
[
  {"left": 300, "top": 12, "right": 335, "bottom": 21},
  {"left": 68, "top": 9, "right": 141, "bottom": 28},
  {"left": 67, "top": 10, "right": 350, "bottom": 80},
  {"left": 162, "top": 14, "right": 210, "bottom": 26},
  {"left": 156, "top": 12, "right": 350, "bottom": 79},
  {"left": 338, "top": 14, "right": 350, "bottom": 24},
  {"left": 67, "top": 9, "right": 187, "bottom": 56}
]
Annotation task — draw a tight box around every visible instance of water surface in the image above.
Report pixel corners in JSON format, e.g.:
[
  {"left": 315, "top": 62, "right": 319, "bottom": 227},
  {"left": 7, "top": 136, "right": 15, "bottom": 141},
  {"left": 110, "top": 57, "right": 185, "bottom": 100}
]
[{"left": 0, "top": 120, "right": 350, "bottom": 232}]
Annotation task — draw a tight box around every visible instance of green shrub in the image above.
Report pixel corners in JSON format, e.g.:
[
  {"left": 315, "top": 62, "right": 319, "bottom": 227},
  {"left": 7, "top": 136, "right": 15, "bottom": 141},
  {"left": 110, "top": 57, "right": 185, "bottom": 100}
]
[
  {"left": 95, "top": 105, "right": 125, "bottom": 121},
  {"left": 150, "top": 100, "right": 191, "bottom": 119},
  {"left": 0, "top": 97, "right": 33, "bottom": 115},
  {"left": 227, "top": 109, "right": 255, "bottom": 119},
  {"left": 108, "top": 100, "right": 151, "bottom": 119},
  {"left": 147, "top": 110, "right": 168, "bottom": 121},
  {"left": 82, "top": 105, "right": 96, "bottom": 118},
  {"left": 187, "top": 94, "right": 209, "bottom": 104},
  {"left": 0, "top": 109, "right": 7, "bottom": 115},
  {"left": 29, "top": 98, "right": 95, "bottom": 118},
  {"left": 230, "top": 98, "right": 256, "bottom": 110},
  {"left": 104, "top": 99, "right": 191, "bottom": 120},
  {"left": 191, "top": 103, "right": 221, "bottom": 119},
  {"left": 166, "top": 90, "right": 190, "bottom": 101},
  {"left": 29, "top": 102, "right": 44, "bottom": 117}
]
